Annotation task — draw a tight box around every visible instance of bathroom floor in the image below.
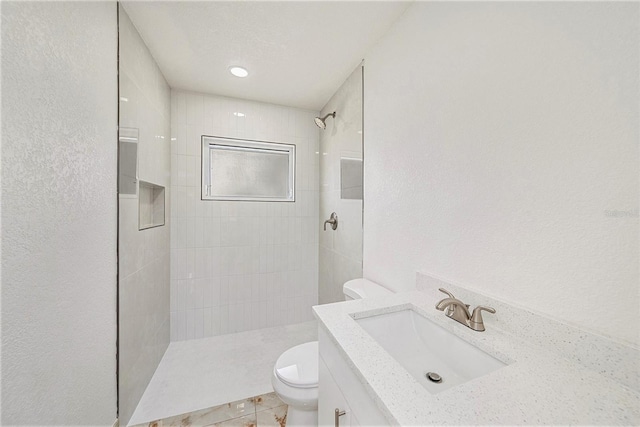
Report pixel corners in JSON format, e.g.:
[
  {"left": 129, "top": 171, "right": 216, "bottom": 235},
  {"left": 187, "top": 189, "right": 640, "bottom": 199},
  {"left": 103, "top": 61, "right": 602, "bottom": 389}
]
[
  {"left": 128, "top": 321, "right": 317, "bottom": 426},
  {"left": 130, "top": 392, "right": 287, "bottom": 427}
]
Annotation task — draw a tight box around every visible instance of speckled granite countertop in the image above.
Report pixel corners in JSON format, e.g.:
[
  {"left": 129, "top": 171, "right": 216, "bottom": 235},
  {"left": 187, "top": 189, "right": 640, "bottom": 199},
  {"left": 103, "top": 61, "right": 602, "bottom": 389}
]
[{"left": 313, "top": 287, "right": 640, "bottom": 426}]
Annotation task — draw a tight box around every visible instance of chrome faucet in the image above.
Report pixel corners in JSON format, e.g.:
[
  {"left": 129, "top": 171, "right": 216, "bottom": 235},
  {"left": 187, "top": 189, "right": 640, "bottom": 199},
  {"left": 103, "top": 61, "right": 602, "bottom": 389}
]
[{"left": 435, "top": 288, "right": 495, "bottom": 332}]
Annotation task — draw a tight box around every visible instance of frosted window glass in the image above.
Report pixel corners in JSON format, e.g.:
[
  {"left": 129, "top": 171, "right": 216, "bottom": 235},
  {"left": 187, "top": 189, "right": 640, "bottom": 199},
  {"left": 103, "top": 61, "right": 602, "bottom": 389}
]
[
  {"left": 210, "top": 147, "right": 289, "bottom": 198},
  {"left": 202, "top": 136, "right": 295, "bottom": 201}
]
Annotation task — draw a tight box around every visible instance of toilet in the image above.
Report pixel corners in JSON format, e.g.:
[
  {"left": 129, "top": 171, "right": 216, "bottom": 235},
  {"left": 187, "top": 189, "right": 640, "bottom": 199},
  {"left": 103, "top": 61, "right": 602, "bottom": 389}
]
[{"left": 271, "top": 278, "right": 393, "bottom": 426}]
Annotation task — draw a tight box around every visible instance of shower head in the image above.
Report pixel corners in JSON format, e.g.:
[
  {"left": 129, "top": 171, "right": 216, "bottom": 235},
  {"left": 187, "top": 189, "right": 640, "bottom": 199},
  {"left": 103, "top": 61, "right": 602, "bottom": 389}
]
[{"left": 314, "top": 112, "right": 336, "bottom": 129}]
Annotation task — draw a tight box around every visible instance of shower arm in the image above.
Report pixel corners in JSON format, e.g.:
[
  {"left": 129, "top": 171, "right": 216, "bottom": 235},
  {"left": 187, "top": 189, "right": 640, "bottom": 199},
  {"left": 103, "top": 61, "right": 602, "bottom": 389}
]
[{"left": 319, "top": 112, "right": 336, "bottom": 121}]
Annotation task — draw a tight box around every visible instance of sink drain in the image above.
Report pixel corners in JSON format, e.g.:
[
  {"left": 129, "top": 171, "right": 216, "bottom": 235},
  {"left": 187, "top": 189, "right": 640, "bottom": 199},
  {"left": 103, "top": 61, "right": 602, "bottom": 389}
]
[{"left": 426, "top": 372, "right": 442, "bottom": 383}]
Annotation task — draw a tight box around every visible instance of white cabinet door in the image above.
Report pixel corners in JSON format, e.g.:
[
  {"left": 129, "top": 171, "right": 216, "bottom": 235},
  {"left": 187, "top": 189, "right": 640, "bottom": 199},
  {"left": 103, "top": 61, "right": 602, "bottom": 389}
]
[
  {"left": 318, "top": 357, "right": 352, "bottom": 427},
  {"left": 318, "top": 328, "right": 389, "bottom": 426}
]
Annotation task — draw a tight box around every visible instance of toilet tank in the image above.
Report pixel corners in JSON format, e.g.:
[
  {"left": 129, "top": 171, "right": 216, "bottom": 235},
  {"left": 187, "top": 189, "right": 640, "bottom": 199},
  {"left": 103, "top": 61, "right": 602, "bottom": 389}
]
[{"left": 343, "top": 278, "right": 393, "bottom": 301}]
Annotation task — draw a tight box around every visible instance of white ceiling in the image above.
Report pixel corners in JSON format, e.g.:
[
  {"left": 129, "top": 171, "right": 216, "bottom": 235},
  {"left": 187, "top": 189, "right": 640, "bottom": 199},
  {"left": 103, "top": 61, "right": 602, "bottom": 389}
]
[{"left": 122, "top": 1, "right": 410, "bottom": 111}]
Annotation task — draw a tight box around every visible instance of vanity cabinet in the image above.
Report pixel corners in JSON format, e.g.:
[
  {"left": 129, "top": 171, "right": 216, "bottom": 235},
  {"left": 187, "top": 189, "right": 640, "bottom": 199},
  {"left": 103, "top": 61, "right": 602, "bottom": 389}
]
[
  {"left": 319, "top": 358, "right": 356, "bottom": 426},
  {"left": 318, "top": 328, "right": 386, "bottom": 426}
]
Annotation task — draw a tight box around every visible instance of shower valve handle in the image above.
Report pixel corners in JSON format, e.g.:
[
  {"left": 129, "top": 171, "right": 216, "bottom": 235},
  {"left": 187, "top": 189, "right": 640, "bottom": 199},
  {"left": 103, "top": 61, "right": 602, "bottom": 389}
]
[{"left": 324, "top": 212, "right": 338, "bottom": 231}]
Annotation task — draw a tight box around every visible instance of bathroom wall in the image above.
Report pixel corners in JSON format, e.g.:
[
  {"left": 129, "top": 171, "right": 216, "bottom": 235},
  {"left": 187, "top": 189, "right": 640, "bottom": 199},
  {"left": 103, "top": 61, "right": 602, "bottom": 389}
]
[
  {"left": 170, "top": 90, "right": 319, "bottom": 341},
  {"left": 319, "top": 66, "right": 364, "bottom": 304},
  {"left": 363, "top": 2, "right": 639, "bottom": 346},
  {"left": 118, "top": 6, "right": 171, "bottom": 425},
  {"left": 1, "top": 2, "right": 118, "bottom": 424}
]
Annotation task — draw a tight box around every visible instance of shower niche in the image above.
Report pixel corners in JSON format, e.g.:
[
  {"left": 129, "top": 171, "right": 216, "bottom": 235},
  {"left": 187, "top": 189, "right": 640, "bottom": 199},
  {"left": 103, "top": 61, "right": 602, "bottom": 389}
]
[
  {"left": 138, "top": 181, "right": 165, "bottom": 230},
  {"left": 340, "top": 156, "right": 363, "bottom": 200}
]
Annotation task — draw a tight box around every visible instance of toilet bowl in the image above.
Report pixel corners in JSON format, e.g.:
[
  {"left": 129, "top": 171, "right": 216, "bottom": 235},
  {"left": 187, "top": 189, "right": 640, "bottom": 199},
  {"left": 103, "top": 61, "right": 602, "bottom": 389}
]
[
  {"left": 271, "top": 341, "right": 318, "bottom": 426},
  {"left": 271, "top": 279, "right": 392, "bottom": 426}
]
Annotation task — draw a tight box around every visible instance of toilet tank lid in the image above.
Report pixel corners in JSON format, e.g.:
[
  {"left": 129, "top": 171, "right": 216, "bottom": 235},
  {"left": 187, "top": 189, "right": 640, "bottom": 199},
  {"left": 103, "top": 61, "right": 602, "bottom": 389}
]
[
  {"left": 274, "top": 341, "right": 318, "bottom": 389},
  {"left": 343, "top": 278, "right": 393, "bottom": 300}
]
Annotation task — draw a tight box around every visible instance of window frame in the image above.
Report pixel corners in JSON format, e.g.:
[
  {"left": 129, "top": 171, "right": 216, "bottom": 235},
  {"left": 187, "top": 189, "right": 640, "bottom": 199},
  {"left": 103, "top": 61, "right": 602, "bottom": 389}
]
[{"left": 201, "top": 135, "right": 296, "bottom": 202}]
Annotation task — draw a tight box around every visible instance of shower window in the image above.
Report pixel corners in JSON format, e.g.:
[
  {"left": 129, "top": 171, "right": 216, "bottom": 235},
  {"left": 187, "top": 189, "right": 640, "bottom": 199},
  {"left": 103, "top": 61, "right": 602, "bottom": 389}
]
[{"left": 201, "top": 136, "right": 295, "bottom": 202}]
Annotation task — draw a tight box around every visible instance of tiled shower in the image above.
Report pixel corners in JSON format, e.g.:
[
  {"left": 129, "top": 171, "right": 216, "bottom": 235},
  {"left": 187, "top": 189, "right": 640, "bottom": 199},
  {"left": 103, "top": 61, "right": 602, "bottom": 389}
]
[
  {"left": 117, "top": 5, "right": 356, "bottom": 424},
  {"left": 169, "top": 90, "right": 320, "bottom": 341},
  {"left": 116, "top": 2, "right": 327, "bottom": 422}
]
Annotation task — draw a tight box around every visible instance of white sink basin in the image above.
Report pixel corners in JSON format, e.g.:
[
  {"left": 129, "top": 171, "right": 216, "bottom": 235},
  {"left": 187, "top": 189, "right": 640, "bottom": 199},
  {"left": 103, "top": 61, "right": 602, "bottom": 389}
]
[{"left": 356, "top": 308, "right": 507, "bottom": 394}]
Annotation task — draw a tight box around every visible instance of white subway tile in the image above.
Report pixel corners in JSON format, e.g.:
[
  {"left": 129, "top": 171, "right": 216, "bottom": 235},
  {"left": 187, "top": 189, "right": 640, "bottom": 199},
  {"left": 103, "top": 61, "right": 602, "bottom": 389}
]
[
  {"left": 185, "top": 248, "right": 195, "bottom": 280},
  {"left": 194, "top": 308, "right": 204, "bottom": 339},
  {"left": 176, "top": 279, "right": 187, "bottom": 312},
  {"left": 186, "top": 155, "right": 199, "bottom": 188},
  {"left": 203, "top": 308, "right": 212, "bottom": 337},
  {"left": 210, "top": 247, "right": 222, "bottom": 277},
  {"left": 250, "top": 302, "right": 260, "bottom": 330},
  {"left": 176, "top": 310, "right": 186, "bottom": 341},
  {"left": 211, "top": 306, "right": 220, "bottom": 336},
  {"left": 186, "top": 279, "right": 196, "bottom": 310},
  {"left": 219, "top": 276, "right": 229, "bottom": 305},
  {"left": 186, "top": 187, "right": 198, "bottom": 219},
  {"left": 170, "top": 280, "right": 178, "bottom": 312},
  {"left": 219, "top": 305, "right": 229, "bottom": 335},
  {"left": 203, "top": 97, "right": 215, "bottom": 131},
  {"left": 170, "top": 91, "right": 319, "bottom": 341},
  {"left": 174, "top": 186, "right": 187, "bottom": 218},
  {"left": 186, "top": 125, "right": 202, "bottom": 157},
  {"left": 259, "top": 274, "right": 268, "bottom": 301},
  {"left": 210, "top": 201, "right": 222, "bottom": 218},
  {"left": 186, "top": 309, "right": 195, "bottom": 340},
  {"left": 210, "top": 276, "right": 220, "bottom": 307},
  {"left": 228, "top": 275, "right": 240, "bottom": 304},
  {"left": 170, "top": 311, "right": 178, "bottom": 341},
  {"left": 193, "top": 217, "right": 204, "bottom": 248},
  {"left": 186, "top": 93, "right": 204, "bottom": 126},
  {"left": 196, "top": 278, "right": 208, "bottom": 309}
]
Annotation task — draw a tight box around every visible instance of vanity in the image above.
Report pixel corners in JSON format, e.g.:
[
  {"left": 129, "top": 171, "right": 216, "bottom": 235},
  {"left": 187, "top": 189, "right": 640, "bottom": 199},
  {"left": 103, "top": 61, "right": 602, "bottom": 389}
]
[{"left": 313, "top": 274, "right": 640, "bottom": 426}]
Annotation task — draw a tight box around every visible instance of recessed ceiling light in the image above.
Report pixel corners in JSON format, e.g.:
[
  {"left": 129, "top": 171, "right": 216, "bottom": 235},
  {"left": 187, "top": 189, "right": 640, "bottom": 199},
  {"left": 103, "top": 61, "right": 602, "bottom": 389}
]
[
  {"left": 233, "top": 112, "right": 245, "bottom": 117},
  {"left": 229, "top": 66, "right": 248, "bottom": 78}
]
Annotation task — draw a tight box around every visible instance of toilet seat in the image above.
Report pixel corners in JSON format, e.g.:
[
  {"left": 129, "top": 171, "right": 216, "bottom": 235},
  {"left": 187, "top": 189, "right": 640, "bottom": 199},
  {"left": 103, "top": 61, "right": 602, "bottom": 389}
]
[
  {"left": 274, "top": 341, "right": 318, "bottom": 389},
  {"left": 271, "top": 279, "right": 393, "bottom": 426}
]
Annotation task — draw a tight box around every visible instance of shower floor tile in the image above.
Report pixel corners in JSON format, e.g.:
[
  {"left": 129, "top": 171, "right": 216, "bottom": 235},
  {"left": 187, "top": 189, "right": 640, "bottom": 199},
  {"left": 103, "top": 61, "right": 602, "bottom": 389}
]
[{"left": 128, "top": 321, "right": 317, "bottom": 426}]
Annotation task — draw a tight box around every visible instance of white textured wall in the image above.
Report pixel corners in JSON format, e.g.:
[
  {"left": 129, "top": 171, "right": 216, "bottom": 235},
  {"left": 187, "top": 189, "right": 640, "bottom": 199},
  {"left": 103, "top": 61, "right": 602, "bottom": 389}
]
[
  {"left": 170, "top": 90, "right": 319, "bottom": 341},
  {"left": 1, "top": 1, "right": 117, "bottom": 424},
  {"left": 364, "top": 2, "right": 639, "bottom": 346},
  {"left": 118, "top": 6, "right": 171, "bottom": 425},
  {"left": 319, "top": 66, "right": 364, "bottom": 304}
]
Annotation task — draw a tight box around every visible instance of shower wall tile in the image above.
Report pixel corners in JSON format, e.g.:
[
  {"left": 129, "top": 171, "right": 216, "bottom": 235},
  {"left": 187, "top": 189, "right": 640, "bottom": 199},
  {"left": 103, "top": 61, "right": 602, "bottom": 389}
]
[
  {"left": 118, "top": 6, "right": 171, "bottom": 426},
  {"left": 318, "top": 66, "right": 364, "bottom": 305},
  {"left": 170, "top": 89, "right": 319, "bottom": 341}
]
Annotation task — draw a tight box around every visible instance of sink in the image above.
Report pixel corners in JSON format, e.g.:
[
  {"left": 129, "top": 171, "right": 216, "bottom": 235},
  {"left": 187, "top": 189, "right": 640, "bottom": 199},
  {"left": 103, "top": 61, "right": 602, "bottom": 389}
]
[{"left": 355, "top": 308, "right": 507, "bottom": 394}]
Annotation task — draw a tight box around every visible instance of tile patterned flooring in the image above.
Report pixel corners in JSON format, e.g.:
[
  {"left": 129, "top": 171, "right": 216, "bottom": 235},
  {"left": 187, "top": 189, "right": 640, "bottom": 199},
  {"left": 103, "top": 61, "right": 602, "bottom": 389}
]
[{"left": 131, "top": 392, "right": 287, "bottom": 427}]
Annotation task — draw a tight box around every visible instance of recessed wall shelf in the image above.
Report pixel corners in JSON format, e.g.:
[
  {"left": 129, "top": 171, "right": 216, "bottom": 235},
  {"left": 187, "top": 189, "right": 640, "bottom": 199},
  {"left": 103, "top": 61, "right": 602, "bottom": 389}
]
[
  {"left": 139, "top": 181, "right": 165, "bottom": 230},
  {"left": 340, "top": 156, "right": 363, "bottom": 200}
]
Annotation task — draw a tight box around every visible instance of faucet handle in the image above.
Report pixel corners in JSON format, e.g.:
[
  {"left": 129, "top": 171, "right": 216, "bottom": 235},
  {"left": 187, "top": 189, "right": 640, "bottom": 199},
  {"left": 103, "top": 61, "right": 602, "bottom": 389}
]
[
  {"left": 437, "top": 288, "right": 458, "bottom": 316},
  {"left": 470, "top": 305, "right": 496, "bottom": 332},
  {"left": 438, "top": 288, "right": 455, "bottom": 299}
]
